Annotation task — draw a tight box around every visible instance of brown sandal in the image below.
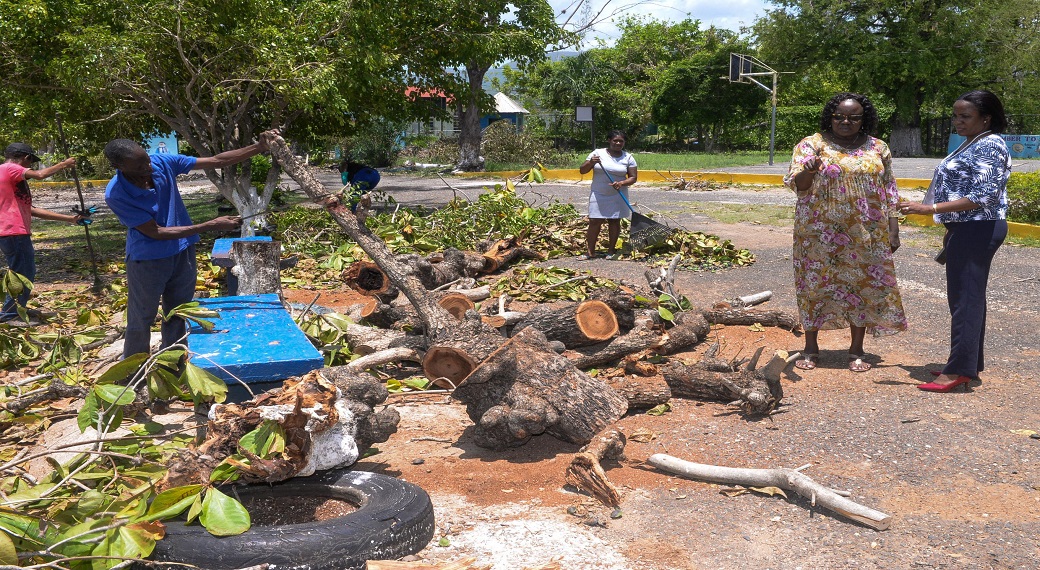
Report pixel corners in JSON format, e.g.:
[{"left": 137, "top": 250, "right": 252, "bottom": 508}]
[
  {"left": 848, "top": 353, "right": 872, "bottom": 373},
  {"left": 794, "top": 353, "right": 819, "bottom": 371}
]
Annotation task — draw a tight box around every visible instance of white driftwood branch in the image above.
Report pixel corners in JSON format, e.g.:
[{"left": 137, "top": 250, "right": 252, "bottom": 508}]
[
  {"left": 344, "top": 347, "right": 423, "bottom": 374},
  {"left": 734, "top": 290, "right": 773, "bottom": 307},
  {"left": 648, "top": 454, "right": 891, "bottom": 531}
]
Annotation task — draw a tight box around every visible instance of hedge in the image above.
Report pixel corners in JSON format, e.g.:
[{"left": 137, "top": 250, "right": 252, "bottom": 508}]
[{"left": 1007, "top": 171, "right": 1040, "bottom": 225}]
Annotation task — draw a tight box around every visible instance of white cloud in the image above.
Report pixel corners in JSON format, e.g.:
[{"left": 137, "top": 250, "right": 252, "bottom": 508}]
[{"left": 550, "top": 0, "right": 771, "bottom": 47}]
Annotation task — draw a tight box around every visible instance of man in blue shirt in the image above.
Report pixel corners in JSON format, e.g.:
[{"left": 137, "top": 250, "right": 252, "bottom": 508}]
[{"left": 104, "top": 130, "right": 278, "bottom": 358}]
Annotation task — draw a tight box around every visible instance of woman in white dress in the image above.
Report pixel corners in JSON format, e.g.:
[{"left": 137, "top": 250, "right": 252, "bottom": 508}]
[{"left": 577, "top": 130, "right": 638, "bottom": 259}]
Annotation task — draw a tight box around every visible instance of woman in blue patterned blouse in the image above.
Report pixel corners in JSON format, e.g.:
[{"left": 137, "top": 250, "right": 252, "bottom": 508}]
[{"left": 900, "top": 90, "right": 1010, "bottom": 392}]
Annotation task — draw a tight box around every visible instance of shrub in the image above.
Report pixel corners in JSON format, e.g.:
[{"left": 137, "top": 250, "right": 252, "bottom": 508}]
[
  {"left": 481, "top": 120, "right": 565, "bottom": 169},
  {"left": 1007, "top": 171, "right": 1040, "bottom": 225}
]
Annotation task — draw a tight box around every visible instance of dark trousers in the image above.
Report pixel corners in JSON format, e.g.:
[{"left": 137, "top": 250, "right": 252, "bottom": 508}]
[
  {"left": 0, "top": 234, "right": 35, "bottom": 319},
  {"left": 123, "top": 246, "right": 197, "bottom": 358},
  {"left": 942, "top": 220, "right": 1006, "bottom": 377}
]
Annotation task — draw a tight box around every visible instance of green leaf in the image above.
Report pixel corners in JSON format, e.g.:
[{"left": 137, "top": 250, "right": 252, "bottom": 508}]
[
  {"left": 438, "top": 536, "right": 451, "bottom": 547},
  {"left": 183, "top": 362, "right": 227, "bottom": 403},
  {"left": 97, "top": 353, "right": 149, "bottom": 384},
  {"left": 0, "top": 531, "right": 18, "bottom": 565},
  {"left": 209, "top": 459, "right": 242, "bottom": 484},
  {"left": 646, "top": 403, "right": 671, "bottom": 416},
  {"left": 94, "top": 384, "right": 137, "bottom": 406},
  {"left": 145, "top": 485, "right": 205, "bottom": 521},
  {"left": 185, "top": 494, "right": 203, "bottom": 523},
  {"left": 200, "top": 488, "right": 251, "bottom": 536},
  {"left": 658, "top": 306, "right": 675, "bottom": 322},
  {"left": 128, "top": 421, "right": 164, "bottom": 436},
  {"left": 77, "top": 391, "right": 101, "bottom": 432}
]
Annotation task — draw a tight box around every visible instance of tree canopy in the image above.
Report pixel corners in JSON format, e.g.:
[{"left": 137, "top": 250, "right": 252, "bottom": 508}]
[{"left": 753, "top": 0, "right": 1040, "bottom": 155}]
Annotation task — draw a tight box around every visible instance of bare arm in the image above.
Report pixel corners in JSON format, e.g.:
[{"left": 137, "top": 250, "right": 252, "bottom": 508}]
[
  {"left": 24, "top": 158, "right": 76, "bottom": 180},
  {"left": 192, "top": 129, "right": 279, "bottom": 170},
  {"left": 900, "top": 196, "right": 979, "bottom": 216},
  {"left": 31, "top": 207, "right": 83, "bottom": 225},
  {"left": 133, "top": 216, "right": 241, "bottom": 240}
]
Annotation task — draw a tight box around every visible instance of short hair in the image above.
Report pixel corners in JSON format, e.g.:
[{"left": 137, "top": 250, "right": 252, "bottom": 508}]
[
  {"left": 606, "top": 129, "right": 626, "bottom": 142},
  {"left": 957, "top": 90, "right": 1007, "bottom": 133},
  {"left": 819, "top": 92, "right": 879, "bottom": 135},
  {"left": 103, "top": 139, "right": 145, "bottom": 168}
]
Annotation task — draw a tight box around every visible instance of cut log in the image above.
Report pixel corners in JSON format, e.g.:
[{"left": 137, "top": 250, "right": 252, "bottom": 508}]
[
  {"left": 422, "top": 346, "right": 479, "bottom": 389},
  {"left": 567, "top": 318, "right": 660, "bottom": 369},
  {"left": 343, "top": 260, "right": 399, "bottom": 302},
  {"left": 513, "top": 300, "right": 619, "bottom": 348},
  {"left": 587, "top": 287, "right": 637, "bottom": 332},
  {"left": 436, "top": 292, "right": 475, "bottom": 320},
  {"left": 648, "top": 454, "right": 892, "bottom": 531},
  {"left": 229, "top": 240, "right": 282, "bottom": 296},
  {"left": 479, "top": 237, "right": 545, "bottom": 273},
  {"left": 452, "top": 327, "right": 628, "bottom": 449},
  {"left": 661, "top": 349, "right": 792, "bottom": 415},
  {"left": 704, "top": 306, "right": 800, "bottom": 331},
  {"left": 604, "top": 375, "right": 671, "bottom": 408},
  {"left": 343, "top": 322, "right": 423, "bottom": 355},
  {"left": 565, "top": 428, "right": 626, "bottom": 507},
  {"left": 657, "top": 311, "right": 710, "bottom": 355}
]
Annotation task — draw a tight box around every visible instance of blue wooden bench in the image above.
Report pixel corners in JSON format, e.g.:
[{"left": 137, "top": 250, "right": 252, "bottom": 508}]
[{"left": 186, "top": 293, "right": 324, "bottom": 402}]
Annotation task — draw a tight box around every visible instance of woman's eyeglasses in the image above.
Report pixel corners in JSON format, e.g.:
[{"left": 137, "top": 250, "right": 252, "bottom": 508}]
[{"left": 832, "top": 114, "right": 864, "bottom": 123}]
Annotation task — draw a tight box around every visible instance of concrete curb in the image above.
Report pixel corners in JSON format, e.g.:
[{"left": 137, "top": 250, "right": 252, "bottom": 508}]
[
  {"left": 460, "top": 168, "right": 932, "bottom": 189},
  {"left": 902, "top": 214, "right": 1040, "bottom": 239}
]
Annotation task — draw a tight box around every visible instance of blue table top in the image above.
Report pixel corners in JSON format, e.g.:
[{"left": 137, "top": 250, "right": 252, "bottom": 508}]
[{"left": 187, "top": 293, "right": 324, "bottom": 386}]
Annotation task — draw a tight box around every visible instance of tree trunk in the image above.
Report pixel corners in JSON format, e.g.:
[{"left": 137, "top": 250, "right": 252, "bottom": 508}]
[
  {"left": 604, "top": 375, "right": 671, "bottom": 409},
  {"left": 229, "top": 240, "right": 282, "bottom": 296},
  {"left": 888, "top": 115, "right": 924, "bottom": 157},
  {"left": 661, "top": 349, "right": 794, "bottom": 415},
  {"left": 513, "top": 300, "right": 619, "bottom": 348},
  {"left": 456, "top": 63, "right": 491, "bottom": 172},
  {"left": 452, "top": 327, "right": 629, "bottom": 449}
]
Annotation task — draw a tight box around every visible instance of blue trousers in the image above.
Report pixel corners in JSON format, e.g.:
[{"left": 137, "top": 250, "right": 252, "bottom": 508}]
[
  {"left": 123, "top": 246, "right": 197, "bottom": 358},
  {"left": 942, "top": 220, "right": 1006, "bottom": 377},
  {"left": 0, "top": 234, "right": 36, "bottom": 319}
]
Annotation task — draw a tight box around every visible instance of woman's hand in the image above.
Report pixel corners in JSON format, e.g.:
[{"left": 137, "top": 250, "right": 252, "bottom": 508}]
[
  {"left": 802, "top": 155, "right": 822, "bottom": 173},
  {"left": 899, "top": 202, "right": 931, "bottom": 215}
]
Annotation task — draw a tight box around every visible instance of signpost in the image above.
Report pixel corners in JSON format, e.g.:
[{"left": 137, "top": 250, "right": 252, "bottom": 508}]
[
  {"left": 575, "top": 106, "right": 594, "bottom": 148},
  {"left": 728, "top": 54, "right": 783, "bottom": 165}
]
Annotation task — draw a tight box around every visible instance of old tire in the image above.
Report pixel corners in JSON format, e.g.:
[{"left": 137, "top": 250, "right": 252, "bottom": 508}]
[{"left": 150, "top": 469, "right": 435, "bottom": 570}]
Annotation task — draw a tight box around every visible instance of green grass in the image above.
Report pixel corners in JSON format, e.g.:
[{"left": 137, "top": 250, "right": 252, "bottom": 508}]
[{"left": 551, "top": 151, "right": 772, "bottom": 172}]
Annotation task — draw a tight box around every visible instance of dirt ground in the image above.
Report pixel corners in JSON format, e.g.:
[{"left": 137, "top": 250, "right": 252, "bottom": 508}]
[
  {"left": 22, "top": 171, "right": 1040, "bottom": 569},
  {"left": 281, "top": 214, "right": 1040, "bottom": 570}
]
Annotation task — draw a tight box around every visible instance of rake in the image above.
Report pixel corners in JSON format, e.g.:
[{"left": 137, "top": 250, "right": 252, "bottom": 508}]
[{"left": 600, "top": 166, "right": 675, "bottom": 251}]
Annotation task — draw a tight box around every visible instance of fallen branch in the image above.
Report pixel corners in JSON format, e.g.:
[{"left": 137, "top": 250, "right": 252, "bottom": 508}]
[
  {"left": 647, "top": 454, "right": 892, "bottom": 531},
  {"left": 565, "top": 428, "right": 626, "bottom": 507}
]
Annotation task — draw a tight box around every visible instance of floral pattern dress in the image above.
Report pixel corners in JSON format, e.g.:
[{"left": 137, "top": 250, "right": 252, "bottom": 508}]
[{"left": 783, "top": 133, "right": 908, "bottom": 335}]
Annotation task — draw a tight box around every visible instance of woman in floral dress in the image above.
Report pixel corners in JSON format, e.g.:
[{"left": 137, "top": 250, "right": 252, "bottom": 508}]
[{"left": 784, "top": 93, "right": 907, "bottom": 372}]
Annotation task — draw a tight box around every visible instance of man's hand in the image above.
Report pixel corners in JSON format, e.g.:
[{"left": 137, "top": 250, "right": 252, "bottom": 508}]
[
  {"left": 60, "top": 157, "right": 77, "bottom": 169},
  {"left": 258, "top": 129, "right": 282, "bottom": 152},
  {"left": 207, "top": 216, "right": 242, "bottom": 232}
]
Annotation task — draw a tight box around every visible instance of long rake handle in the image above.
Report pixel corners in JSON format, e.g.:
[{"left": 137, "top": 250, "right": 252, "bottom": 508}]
[{"left": 598, "top": 161, "right": 636, "bottom": 214}]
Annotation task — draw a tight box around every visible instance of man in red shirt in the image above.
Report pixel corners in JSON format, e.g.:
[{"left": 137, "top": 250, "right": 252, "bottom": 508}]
[{"left": 1, "top": 143, "right": 86, "bottom": 321}]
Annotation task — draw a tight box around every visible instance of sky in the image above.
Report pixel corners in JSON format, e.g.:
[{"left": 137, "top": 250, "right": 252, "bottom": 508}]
[{"left": 549, "top": 0, "right": 773, "bottom": 47}]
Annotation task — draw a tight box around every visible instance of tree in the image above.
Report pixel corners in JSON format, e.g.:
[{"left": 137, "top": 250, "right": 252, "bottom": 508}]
[
  {"left": 0, "top": 0, "right": 447, "bottom": 220},
  {"left": 753, "top": 0, "right": 1039, "bottom": 156},
  {"left": 415, "top": 0, "right": 565, "bottom": 171},
  {"left": 650, "top": 43, "right": 769, "bottom": 152}
]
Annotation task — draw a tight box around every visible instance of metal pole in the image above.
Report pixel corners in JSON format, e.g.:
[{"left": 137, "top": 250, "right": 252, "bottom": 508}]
[
  {"left": 54, "top": 114, "right": 104, "bottom": 292},
  {"left": 769, "top": 72, "right": 778, "bottom": 166}
]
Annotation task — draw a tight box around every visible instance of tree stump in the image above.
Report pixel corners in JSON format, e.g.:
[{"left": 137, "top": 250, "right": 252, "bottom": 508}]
[
  {"left": 513, "top": 300, "right": 619, "bottom": 348},
  {"left": 229, "top": 240, "right": 282, "bottom": 296},
  {"left": 452, "top": 327, "right": 629, "bottom": 449},
  {"left": 343, "top": 260, "right": 399, "bottom": 302}
]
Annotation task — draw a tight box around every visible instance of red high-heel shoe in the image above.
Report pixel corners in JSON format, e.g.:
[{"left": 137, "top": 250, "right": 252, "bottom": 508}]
[{"left": 918, "top": 375, "right": 971, "bottom": 393}]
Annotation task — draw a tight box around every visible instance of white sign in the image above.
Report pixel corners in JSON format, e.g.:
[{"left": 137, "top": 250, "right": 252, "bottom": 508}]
[{"left": 575, "top": 106, "right": 594, "bottom": 122}]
